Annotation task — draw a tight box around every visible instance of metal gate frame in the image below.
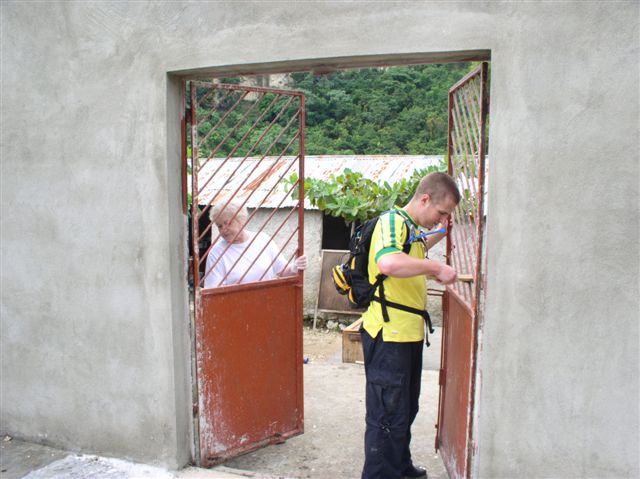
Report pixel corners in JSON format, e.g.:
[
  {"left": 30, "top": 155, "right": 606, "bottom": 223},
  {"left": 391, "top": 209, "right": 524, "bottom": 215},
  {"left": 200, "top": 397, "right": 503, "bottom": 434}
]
[
  {"left": 435, "top": 62, "right": 489, "bottom": 479},
  {"left": 187, "top": 80, "right": 305, "bottom": 466}
]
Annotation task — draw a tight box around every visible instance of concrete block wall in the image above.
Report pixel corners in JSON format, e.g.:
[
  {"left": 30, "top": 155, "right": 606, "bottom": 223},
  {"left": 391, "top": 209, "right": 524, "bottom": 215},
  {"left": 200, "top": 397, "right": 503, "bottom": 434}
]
[{"left": 1, "top": 1, "right": 638, "bottom": 475}]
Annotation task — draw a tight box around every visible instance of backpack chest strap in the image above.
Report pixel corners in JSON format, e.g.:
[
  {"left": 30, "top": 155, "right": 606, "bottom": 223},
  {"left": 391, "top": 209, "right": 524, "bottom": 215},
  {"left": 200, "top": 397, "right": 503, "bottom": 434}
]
[{"left": 372, "top": 279, "right": 435, "bottom": 346}]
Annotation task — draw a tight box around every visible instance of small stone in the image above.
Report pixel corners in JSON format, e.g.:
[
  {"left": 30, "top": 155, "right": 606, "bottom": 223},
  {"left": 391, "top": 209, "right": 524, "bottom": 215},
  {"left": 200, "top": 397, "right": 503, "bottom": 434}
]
[{"left": 2, "top": 435, "right": 11, "bottom": 442}]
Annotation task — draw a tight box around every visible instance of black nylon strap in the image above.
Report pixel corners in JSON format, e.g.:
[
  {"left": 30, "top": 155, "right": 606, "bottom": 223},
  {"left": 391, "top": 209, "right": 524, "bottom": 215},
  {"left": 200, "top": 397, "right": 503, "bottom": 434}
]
[
  {"left": 372, "top": 292, "right": 435, "bottom": 347},
  {"left": 370, "top": 217, "right": 435, "bottom": 345}
]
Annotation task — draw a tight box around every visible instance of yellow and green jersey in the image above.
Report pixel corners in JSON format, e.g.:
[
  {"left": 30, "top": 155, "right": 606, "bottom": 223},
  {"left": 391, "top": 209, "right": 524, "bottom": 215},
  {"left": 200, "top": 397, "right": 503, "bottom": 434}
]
[{"left": 361, "top": 209, "right": 427, "bottom": 342}]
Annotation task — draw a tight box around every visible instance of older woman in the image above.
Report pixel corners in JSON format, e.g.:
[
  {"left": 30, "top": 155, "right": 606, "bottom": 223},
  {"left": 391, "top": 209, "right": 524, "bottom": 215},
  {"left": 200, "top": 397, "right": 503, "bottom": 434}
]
[{"left": 203, "top": 200, "right": 308, "bottom": 288}]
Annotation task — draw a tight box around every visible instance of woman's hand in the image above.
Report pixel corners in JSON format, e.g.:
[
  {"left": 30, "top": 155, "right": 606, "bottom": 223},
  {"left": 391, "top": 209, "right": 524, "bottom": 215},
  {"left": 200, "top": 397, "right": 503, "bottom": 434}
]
[{"left": 294, "top": 255, "right": 308, "bottom": 271}]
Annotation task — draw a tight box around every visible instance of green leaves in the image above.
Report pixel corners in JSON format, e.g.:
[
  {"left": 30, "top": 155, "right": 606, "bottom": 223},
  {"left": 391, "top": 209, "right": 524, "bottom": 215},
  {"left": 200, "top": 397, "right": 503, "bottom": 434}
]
[
  {"left": 292, "top": 64, "right": 472, "bottom": 155},
  {"left": 285, "top": 161, "right": 446, "bottom": 225}
]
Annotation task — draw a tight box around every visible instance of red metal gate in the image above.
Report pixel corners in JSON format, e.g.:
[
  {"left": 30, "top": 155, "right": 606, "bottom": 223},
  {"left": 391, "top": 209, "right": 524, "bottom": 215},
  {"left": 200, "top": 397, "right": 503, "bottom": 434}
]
[
  {"left": 188, "top": 81, "right": 305, "bottom": 466},
  {"left": 436, "top": 63, "right": 489, "bottom": 479}
]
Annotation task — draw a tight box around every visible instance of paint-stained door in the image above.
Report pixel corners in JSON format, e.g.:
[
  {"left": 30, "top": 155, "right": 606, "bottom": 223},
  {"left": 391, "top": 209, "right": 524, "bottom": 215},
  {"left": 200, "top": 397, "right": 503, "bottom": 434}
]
[
  {"left": 435, "top": 63, "right": 489, "bottom": 479},
  {"left": 188, "top": 81, "right": 305, "bottom": 466}
]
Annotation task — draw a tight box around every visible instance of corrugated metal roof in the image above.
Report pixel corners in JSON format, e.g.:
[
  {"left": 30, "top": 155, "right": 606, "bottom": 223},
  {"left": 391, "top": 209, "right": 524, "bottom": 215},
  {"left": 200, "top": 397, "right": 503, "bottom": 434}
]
[{"left": 194, "top": 155, "right": 444, "bottom": 209}]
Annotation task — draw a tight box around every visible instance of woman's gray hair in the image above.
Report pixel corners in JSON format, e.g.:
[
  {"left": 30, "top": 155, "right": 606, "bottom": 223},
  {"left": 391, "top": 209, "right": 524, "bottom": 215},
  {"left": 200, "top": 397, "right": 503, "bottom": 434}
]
[{"left": 209, "top": 198, "right": 249, "bottom": 225}]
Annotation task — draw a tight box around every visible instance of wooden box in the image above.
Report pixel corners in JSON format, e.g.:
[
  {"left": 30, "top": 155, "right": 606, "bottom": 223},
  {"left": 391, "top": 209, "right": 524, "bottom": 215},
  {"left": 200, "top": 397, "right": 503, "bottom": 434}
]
[{"left": 342, "top": 317, "right": 364, "bottom": 364}]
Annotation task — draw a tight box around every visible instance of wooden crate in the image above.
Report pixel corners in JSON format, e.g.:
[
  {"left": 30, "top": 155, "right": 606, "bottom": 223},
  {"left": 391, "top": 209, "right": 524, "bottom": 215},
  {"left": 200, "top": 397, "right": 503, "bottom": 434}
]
[{"left": 342, "top": 317, "right": 364, "bottom": 364}]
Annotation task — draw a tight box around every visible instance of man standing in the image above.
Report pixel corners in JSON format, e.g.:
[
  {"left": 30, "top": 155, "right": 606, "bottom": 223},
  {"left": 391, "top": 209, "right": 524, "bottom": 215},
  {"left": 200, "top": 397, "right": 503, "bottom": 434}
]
[{"left": 361, "top": 172, "right": 460, "bottom": 479}]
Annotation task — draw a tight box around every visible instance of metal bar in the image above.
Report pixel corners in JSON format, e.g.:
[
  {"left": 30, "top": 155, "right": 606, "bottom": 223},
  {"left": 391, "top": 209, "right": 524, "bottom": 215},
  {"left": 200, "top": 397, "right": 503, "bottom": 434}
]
[
  {"left": 224, "top": 177, "right": 302, "bottom": 286},
  {"left": 197, "top": 93, "right": 280, "bottom": 195},
  {"left": 446, "top": 89, "right": 454, "bottom": 267},
  {"left": 197, "top": 84, "right": 233, "bottom": 113},
  {"left": 198, "top": 152, "right": 299, "bottom": 260},
  {"left": 455, "top": 83, "right": 483, "bottom": 252},
  {"left": 181, "top": 80, "right": 188, "bottom": 215},
  {"left": 200, "top": 139, "right": 297, "bottom": 246},
  {"left": 198, "top": 90, "right": 257, "bottom": 153},
  {"left": 191, "top": 83, "right": 202, "bottom": 291},
  {"left": 256, "top": 226, "right": 299, "bottom": 282},
  {"left": 204, "top": 104, "right": 301, "bottom": 226},
  {"left": 198, "top": 94, "right": 296, "bottom": 212},
  {"left": 461, "top": 79, "right": 482, "bottom": 154},
  {"left": 197, "top": 111, "right": 300, "bottom": 244},
  {"left": 450, "top": 197, "right": 474, "bottom": 298},
  {"left": 450, "top": 100, "right": 480, "bottom": 211},
  {"left": 454, "top": 84, "right": 480, "bottom": 160},
  {"left": 213, "top": 82, "right": 305, "bottom": 97},
  {"left": 196, "top": 88, "right": 236, "bottom": 135},
  {"left": 202, "top": 173, "right": 300, "bottom": 286},
  {"left": 199, "top": 275, "right": 297, "bottom": 297},
  {"left": 466, "top": 62, "right": 489, "bottom": 479},
  {"left": 451, "top": 95, "right": 480, "bottom": 202},
  {"left": 450, "top": 91, "right": 481, "bottom": 289},
  {"left": 450, "top": 129, "right": 479, "bottom": 228},
  {"left": 464, "top": 79, "right": 483, "bottom": 181},
  {"left": 435, "top": 289, "right": 448, "bottom": 451},
  {"left": 186, "top": 80, "right": 202, "bottom": 467},
  {"left": 450, "top": 210, "right": 472, "bottom": 304},
  {"left": 448, "top": 65, "right": 482, "bottom": 96},
  {"left": 297, "top": 95, "right": 305, "bottom": 283},
  {"left": 232, "top": 205, "right": 299, "bottom": 285}
]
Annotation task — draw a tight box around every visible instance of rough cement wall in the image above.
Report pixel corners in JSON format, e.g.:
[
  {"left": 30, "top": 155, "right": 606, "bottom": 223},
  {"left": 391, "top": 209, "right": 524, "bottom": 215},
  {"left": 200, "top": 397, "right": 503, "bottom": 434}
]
[
  {"left": 474, "top": 4, "right": 639, "bottom": 478},
  {"left": 1, "top": 1, "right": 638, "bottom": 475}
]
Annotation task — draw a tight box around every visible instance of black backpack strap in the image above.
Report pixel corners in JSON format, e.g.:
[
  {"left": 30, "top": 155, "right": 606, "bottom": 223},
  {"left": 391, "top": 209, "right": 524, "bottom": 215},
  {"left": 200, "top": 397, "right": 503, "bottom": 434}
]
[
  {"left": 372, "top": 292, "right": 435, "bottom": 346},
  {"left": 372, "top": 216, "right": 435, "bottom": 345}
]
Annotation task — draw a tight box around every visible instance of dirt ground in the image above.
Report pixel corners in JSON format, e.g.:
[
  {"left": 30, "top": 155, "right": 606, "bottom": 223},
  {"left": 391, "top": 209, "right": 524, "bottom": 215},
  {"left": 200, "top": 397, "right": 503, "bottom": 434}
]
[
  {"left": 301, "top": 326, "right": 344, "bottom": 361},
  {"left": 224, "top": 325, "right": 448, "bottom": 479}
]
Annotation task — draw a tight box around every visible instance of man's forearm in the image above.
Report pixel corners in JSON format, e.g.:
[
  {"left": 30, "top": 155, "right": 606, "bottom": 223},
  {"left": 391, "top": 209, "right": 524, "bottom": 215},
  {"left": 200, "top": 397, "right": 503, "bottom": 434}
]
[
  {"left": 425, "top": 231, "right": 446, "bottom": 250},
  {"left": 377, "top": 253, "right": 444, "bottom": 278}
]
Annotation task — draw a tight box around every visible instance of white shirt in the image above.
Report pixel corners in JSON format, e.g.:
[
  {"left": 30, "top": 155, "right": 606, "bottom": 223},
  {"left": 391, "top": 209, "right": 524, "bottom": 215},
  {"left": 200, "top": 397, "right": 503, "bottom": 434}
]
[{"left": 203, "top": 231, "right": 290, "bottom": 288}]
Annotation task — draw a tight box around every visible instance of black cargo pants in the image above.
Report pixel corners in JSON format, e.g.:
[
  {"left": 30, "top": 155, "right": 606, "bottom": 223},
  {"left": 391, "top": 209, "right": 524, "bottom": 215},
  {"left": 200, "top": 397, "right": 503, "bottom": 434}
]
[{"left": 361, "top": 327, "right": 424, "bottom": 479}]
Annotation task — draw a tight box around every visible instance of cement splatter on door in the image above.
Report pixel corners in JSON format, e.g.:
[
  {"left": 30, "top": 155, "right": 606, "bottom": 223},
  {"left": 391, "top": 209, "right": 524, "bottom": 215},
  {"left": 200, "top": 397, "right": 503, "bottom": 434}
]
[
  {"left": 436, "top": 62, "right": 489, "bottom": 479},
  {"left": 187, "top": 81, "right": 305, "bottom": 466}
]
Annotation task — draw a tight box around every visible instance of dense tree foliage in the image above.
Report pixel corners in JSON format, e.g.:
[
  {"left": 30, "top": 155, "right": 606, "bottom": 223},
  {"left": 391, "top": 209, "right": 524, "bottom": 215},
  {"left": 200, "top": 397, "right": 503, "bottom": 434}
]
[
  {"left": 290, "top": 63, "right": 472, "bottom": 155},
  {"left": 192, "top": 63, "right": 474, "bottom": 158}
]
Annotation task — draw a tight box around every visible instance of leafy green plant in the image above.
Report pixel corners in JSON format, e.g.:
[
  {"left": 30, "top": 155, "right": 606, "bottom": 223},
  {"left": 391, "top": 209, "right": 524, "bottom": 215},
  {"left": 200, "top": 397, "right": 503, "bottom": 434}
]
[{"left": 285, "top": 160, "right": 446, "bottom": 230}]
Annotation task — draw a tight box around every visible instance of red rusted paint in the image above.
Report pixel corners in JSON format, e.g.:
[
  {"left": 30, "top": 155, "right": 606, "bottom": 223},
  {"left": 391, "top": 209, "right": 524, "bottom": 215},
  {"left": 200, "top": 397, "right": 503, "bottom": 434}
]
[
  {"left": 196, "top": 279, "right": 303, "bottom": 465},
  {"left": 181, "top": 80, "right": 188, "bottom": 215},
  {"left": 189, "top": 81, "right": 305, "bottom": 465},
  {"left": 436, "top": 63, "right": 489, "bottom": 479}
]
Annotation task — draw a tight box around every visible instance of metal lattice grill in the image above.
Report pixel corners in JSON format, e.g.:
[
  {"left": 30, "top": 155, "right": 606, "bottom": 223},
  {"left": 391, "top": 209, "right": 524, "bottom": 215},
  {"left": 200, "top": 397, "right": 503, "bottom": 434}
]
[
  {"left": 189, "top": 81, "right": 305, "bottom": 289},
  {"left": 446, "top": 64, "right": 489, "bottom": 311}
]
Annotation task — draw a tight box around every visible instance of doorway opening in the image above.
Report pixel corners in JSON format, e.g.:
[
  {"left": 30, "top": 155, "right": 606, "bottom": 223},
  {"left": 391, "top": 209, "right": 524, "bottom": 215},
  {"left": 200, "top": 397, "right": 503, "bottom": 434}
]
[{"left": 181, "top": 52, "right": 490, "bottom": 479}]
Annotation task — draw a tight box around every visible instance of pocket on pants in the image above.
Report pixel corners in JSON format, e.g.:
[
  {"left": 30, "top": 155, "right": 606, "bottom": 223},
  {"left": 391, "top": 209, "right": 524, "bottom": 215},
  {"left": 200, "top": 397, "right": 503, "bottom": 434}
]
[{"left": 368, "top": 368, "right": 405, "bottom": 415}]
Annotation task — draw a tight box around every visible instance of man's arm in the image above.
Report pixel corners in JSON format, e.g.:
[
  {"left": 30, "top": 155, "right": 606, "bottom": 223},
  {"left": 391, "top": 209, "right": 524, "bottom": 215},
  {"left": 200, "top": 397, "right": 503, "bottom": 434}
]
[
  {"left": 377, "top": 252, "right": 457, "bottom": 284},
  {"left": 424, "top": 221, "right": 448, "bottom": 250}
]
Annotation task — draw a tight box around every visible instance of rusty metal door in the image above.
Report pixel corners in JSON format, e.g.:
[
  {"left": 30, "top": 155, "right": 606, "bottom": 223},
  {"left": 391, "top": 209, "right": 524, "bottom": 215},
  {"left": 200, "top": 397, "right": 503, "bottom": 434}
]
[
  {"left": 435, "top": 63, "right": 489, "bottom": 479},
  {"left": 188, "top": 81, "right": 305, "bottom": 466}
]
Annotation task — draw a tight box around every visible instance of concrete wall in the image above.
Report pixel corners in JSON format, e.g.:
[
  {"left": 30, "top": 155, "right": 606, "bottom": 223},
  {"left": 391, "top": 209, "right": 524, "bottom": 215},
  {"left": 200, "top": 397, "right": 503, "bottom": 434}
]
[{"left": 1, "top": 1, "right": 638, "bottom": 475}]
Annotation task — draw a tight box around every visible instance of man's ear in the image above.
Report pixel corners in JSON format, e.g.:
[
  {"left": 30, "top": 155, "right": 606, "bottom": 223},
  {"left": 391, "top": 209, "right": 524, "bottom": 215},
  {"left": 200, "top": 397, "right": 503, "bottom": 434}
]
[{"left": 420, "top": 193, "right": 432, "bottom": 206}]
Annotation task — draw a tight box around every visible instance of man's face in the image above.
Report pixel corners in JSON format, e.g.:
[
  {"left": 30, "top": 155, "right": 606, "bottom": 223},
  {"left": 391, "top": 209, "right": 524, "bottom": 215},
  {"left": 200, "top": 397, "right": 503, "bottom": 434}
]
[
  {"left": 416, "top": 194, "right": 457, "bottom": 229},
  {"left": 215, "top": 217, "right": 244, "bottom": 243}
]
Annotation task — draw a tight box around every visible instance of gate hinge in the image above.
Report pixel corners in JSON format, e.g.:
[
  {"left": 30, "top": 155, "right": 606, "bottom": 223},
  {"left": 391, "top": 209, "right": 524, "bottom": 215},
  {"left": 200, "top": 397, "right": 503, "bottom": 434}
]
[
  {"left": 439, "top": 368, "right": 445, "bottom": 385},
  {"left": 192, "top": 402, "right": 199, "bottom": 417}
]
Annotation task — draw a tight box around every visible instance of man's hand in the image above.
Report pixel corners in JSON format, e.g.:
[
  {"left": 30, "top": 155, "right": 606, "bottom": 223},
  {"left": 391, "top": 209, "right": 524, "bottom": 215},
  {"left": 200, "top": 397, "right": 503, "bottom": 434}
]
[{"left": 435, "top": 263, "right": 457, "bottom": 284}]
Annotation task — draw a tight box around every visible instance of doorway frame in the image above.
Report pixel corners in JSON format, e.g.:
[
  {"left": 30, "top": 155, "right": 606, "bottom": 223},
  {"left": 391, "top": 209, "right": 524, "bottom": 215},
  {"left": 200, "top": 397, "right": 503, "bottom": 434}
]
[{"left": 170, "top": 48, "right": 492, "bottom": 469}]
